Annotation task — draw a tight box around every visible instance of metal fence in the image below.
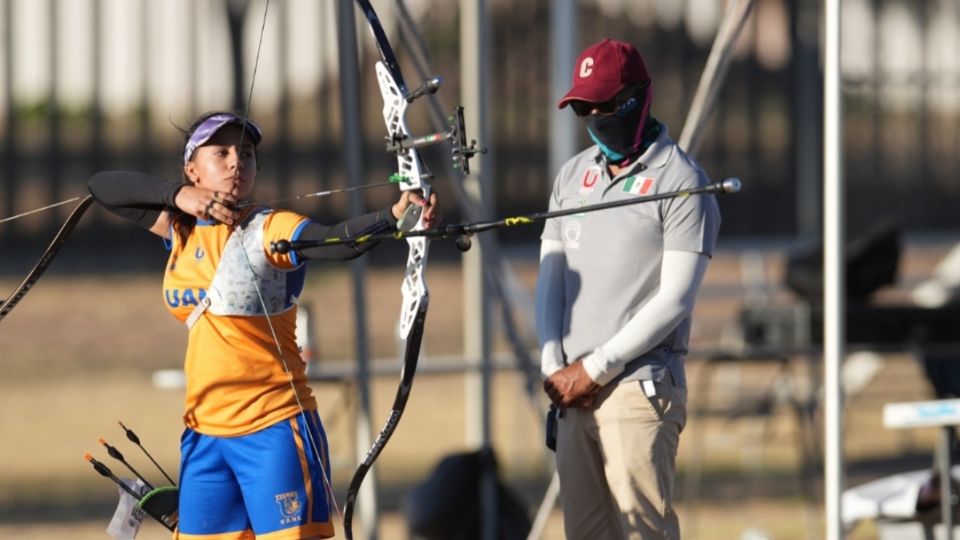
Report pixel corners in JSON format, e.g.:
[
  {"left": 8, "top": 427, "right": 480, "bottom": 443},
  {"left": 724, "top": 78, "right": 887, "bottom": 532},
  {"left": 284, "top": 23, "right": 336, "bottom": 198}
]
[{"left": 2, "top": 0, "right": 959, "bottom": 260}]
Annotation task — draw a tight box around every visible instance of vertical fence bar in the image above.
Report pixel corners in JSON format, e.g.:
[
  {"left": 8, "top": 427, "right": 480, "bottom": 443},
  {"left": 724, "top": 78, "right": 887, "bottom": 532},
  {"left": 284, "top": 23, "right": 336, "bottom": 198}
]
[
  {"left": 2, "top": 0, "right": 17, "bottom": 230},
  {"left": 92, "top": 0, "right": 103, "bottom": 174},
  {"left": 47, "top": 0, "right": 62, "bottom": 207},
  {"left": 138, "top": 0, "right": 152, "bottom": 173},
  {"left": 823, "top": 0, "right": 845, "bottom": 538}
]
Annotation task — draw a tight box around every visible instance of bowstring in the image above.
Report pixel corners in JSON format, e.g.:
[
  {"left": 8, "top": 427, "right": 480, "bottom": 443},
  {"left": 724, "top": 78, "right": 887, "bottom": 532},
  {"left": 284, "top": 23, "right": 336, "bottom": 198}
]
[
  {"left": 0, "top": 197, "right": 81, "bottom": 224},
  {"left": 230, "top": 0, "right": 341, "bottom": 519}
]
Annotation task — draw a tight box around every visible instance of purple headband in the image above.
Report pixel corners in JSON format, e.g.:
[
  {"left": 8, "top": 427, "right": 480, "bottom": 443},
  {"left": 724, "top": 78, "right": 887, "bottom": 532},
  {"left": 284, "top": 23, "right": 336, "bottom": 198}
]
[{"left": 183, "top": 113, "right": 263, "bottom": 165}]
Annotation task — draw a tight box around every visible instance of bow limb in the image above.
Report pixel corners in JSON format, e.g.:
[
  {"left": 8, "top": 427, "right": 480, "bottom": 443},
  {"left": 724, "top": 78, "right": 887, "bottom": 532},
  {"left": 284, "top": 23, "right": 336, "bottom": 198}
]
[
  {"left": 341, "top": 306, "right": 425, "bottom": 538},
  {"left": 0, "top": 195, "right": 93, "bottom": 322}
]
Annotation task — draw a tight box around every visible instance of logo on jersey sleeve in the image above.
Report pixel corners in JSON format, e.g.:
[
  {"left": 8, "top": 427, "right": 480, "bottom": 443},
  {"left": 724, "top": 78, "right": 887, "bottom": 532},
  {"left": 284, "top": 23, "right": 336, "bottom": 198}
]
[{"left": 622, "top": 175, "right": 654, "bottom": 195}]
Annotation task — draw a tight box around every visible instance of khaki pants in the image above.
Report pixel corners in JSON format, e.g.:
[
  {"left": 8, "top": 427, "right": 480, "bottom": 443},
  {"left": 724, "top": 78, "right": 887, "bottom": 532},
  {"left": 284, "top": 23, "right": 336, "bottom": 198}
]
[{"left": 555, "top": 377, "right": 687, "bottom": 539}]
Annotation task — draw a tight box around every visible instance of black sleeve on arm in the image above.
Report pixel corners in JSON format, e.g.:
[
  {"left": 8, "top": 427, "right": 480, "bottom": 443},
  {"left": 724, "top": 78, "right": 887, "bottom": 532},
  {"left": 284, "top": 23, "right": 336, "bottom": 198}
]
[
  {"left": 296, "top": 206, "right": 399, "bottom": 260},
  {"left": 87, "top": 171, "right": 183, "bottom": 229}
]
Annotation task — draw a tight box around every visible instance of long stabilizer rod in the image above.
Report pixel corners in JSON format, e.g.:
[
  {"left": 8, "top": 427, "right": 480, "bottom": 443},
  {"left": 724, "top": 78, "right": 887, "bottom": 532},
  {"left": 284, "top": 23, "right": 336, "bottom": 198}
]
[{"left": 272, "top": 178, "right": 741, "bottom": 254}]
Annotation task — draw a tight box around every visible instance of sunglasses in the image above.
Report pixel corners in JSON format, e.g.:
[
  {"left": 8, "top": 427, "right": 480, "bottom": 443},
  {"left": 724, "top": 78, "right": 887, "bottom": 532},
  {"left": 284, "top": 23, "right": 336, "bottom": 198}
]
[{"left": 569, "top": 83, "right": 648, "bottom": 118}]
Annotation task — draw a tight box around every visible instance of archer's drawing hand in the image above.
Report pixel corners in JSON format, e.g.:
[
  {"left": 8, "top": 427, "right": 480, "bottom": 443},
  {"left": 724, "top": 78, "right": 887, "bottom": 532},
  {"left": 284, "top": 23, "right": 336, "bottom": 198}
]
[
  {"left": 176, "top": 185, "right": 240, "bottom": 225},
  {"left": 392, "top": 191, "right": 441, "bottom": 229},
  {"left": 543, "top": 361, "right": 602, "bottom": 409}
]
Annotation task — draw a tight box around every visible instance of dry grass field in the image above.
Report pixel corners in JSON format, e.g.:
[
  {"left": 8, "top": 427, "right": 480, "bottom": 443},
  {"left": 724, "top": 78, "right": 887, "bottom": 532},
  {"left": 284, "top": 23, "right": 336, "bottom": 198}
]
[{"left": 1, "top": 239, "right": 957, "bottom": 539}]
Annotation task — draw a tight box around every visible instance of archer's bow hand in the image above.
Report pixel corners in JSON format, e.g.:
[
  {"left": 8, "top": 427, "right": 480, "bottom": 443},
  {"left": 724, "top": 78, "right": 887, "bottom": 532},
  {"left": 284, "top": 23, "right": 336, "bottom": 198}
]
[
  {"left": 175, "top": 185, "right": 240, "bottom": 225},
  {"left": 391, "top": 190, "right": 441, "bottom": 229}
]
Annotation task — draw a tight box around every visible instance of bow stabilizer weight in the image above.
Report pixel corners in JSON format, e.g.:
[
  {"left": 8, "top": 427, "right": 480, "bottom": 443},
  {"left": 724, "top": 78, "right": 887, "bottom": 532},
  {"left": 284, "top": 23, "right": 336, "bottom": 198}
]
[{"left": 405, "top": 76, "right": 442, "bottom": 102}]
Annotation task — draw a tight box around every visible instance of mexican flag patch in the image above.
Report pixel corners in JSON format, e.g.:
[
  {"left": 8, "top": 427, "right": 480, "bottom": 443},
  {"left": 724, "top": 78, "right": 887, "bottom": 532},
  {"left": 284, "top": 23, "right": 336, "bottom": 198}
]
[{"left": 622, "top": 176, "right": 654, "bottom": 195}]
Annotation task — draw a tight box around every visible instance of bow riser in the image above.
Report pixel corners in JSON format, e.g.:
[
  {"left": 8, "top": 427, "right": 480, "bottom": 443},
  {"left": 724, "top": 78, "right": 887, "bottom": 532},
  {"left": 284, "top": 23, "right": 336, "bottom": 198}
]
[{"left": 376, "top": 61, "right": 431, "bottom": 339}]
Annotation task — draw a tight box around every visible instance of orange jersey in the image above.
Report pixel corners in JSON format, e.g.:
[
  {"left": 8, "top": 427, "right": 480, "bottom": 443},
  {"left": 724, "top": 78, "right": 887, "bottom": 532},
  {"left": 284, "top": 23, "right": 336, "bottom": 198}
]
[{"left": 162, "top": 209, "right": 317, "bottom": 436}]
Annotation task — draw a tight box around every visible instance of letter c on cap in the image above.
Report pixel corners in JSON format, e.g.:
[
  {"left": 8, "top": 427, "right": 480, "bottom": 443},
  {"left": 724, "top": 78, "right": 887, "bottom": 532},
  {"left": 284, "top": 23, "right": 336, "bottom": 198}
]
[{"left": 579, "top": 57, "right": 594, "bottom": 78}]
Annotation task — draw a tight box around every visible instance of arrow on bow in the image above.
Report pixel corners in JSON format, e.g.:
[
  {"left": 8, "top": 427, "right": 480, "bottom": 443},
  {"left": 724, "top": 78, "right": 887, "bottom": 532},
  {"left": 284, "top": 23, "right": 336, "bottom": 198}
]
[{"left": 235, "top": 178, "right": 405, "bottom": 209}]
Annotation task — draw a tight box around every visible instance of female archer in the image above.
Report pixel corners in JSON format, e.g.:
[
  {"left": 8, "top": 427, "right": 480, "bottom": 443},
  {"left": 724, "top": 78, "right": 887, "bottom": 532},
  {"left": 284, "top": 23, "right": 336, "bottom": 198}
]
[{"left": 87, "top": 111, "right": 439, "bottom": 539}]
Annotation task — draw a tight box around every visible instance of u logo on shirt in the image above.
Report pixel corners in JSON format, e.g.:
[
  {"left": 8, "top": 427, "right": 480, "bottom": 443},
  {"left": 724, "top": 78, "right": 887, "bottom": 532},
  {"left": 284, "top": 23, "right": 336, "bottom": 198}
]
[
  {"left": 580, "top": 166, "right": 603, "bottom": 195},
  {"left": 194, "top": 247, "right": 205, "bottom": 261}
]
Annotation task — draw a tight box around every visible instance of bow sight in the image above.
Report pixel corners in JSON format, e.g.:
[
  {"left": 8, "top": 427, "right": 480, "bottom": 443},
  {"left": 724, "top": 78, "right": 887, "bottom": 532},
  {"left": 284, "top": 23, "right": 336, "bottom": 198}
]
[{"left": 383, "top": 77, "right": 486, "bottom": 176}]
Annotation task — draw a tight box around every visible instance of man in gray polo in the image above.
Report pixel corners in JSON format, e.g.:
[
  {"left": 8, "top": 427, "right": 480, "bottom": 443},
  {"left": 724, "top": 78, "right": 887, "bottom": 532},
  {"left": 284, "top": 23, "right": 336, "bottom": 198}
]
[{"left": 537, "top": 38, "right": 721, "bottom": 539}]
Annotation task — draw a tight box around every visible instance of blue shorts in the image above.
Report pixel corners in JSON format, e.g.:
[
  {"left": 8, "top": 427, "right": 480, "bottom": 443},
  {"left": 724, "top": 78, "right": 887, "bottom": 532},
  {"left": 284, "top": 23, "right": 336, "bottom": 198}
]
[{"left": 176, "top": 411, "right": 335, "bottom": 539}]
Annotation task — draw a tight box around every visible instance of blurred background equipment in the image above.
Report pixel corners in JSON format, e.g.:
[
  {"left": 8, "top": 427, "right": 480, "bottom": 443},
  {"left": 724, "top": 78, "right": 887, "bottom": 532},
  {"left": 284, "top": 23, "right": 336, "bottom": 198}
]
[
  {"left": 403, "top": 448, "right": 531, "bottom": 540},
  {"left": 784, "top": 220, "right": 901, "bottom": 305},
  {"left": 738, "top": 220, "right": 960, "bottom": 352}
]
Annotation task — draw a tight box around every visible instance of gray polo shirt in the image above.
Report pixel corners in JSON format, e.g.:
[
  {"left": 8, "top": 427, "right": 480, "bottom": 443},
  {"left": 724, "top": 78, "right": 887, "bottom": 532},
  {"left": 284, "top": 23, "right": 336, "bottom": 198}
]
[{"left": 540, "top": 122, "right": 721, "bottom": 386}]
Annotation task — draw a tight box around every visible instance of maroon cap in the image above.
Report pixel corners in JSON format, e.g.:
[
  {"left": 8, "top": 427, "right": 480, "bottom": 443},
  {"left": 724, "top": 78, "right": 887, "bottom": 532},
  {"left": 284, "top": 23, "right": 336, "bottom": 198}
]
[{"left": 558, "top": 39, "right": 651, "bottom": 109}]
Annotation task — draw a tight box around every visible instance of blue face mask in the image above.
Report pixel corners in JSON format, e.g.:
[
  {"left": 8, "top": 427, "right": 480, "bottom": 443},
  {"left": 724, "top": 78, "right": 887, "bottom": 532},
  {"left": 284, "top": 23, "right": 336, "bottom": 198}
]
[{"left": 586, "top": 95, "right": 646, "bottom": 163}]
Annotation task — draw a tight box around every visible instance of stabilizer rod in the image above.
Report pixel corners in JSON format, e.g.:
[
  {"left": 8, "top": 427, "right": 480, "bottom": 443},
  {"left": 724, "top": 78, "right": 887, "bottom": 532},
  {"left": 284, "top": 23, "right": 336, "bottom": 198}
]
[{"left": 272, "top": 178, "right": 741, "bottom": 254}]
